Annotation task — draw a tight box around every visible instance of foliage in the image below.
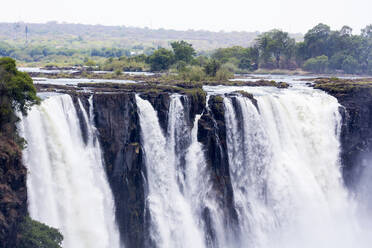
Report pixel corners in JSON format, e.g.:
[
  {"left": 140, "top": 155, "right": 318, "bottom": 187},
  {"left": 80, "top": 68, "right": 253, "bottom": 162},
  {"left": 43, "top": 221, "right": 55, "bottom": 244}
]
[
  {"left": 148, "top": 48, "right": 175, "bottom": 71},
  {"left": 204, "top": 59, "right": 221, "bottom": 77},
  {"left": 170, "top": 40, "right": 196, "bottom": 63},
  {"left": 0, "top": 57, "right": 39, "bottom": 115},
  {"left": 0, "top": 58, "right": 39, "bottom": 145},
  {"left": 215, "top": 67, "right": 234, "bottom": 81},
  {"left": 18, "top": 216, "right": 63, "bottom": 248},
  {"left": 303, "top": 55, "right": 329, "bottom": 73},
  {"left": 179, "top": 66, "right": 206, "bottom": 81},
  {"left": 256, "top": 29, "right": 296, "bottom": 69}
]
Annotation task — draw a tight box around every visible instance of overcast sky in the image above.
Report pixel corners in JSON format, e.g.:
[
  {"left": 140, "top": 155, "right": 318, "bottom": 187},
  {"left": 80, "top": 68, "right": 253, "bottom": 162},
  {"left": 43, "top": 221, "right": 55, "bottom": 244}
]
[{"left": 2, "top": 0, "right": 372, "bottom": 34}]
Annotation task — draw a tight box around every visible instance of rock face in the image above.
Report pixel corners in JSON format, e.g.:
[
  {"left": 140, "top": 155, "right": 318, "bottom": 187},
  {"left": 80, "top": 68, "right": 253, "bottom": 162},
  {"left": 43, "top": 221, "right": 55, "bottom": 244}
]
[
  {"left": 92, "top": 93, "right": 149, "bottom": 248},
  {"left": 0, "top": 136, "right": 27, "bottom": 248},
  {"left": 334, "top": 91, "right": 372, "bottom": 189},
  {"left": 139, "top": 92, "right": 171, "bottom": 132},
  {"left": 73, "top": 93, "right": 149, "bottom": 248},
  {"left": 314, "top": 81, "right": 372, "bottom": 189}
]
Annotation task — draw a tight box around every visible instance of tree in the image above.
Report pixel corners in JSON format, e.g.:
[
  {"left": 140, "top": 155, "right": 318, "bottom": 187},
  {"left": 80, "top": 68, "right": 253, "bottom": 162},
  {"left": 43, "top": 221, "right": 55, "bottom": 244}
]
[
  {"left": 204, "top": 59, "right": 221, "bottom": 77},
  {"left": 256, "top": 29, "right": 295, "bottom": 68},
  {"left": 362, "top": 24, "right": 372, "bottom": 39},
  {"left": 303, "top": 23, "right": 331, "bottom": 58},
  {"left": 170, "top": 40, "right": 196, "bottom": 63},
  {"left": 0, "top": 58, "right": 39, "bottom": 114},
  {"left": 303, "top": 55, "right": 329, "bottom": 73},
  {"left": 148, "top": 48, "right": 174, "bottom": 71},
  {"left": 340, "top": 26, "right": 353, "bottom": 37},
  {"left": 18, "top": 216, "right": 63, "bottom": 248},
  {"left": 341, "top": 55, "right": 359, "bottom": 74}
]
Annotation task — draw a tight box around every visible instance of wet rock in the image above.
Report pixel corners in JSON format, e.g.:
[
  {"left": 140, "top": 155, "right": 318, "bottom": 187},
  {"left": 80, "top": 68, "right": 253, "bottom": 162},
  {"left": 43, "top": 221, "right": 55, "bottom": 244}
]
[
  {"left": 0, "top": 136, "right": 27, "bottom": 248},
  {"left": 92, "top": 93, "right": 149, "bottom": 248},
  {"left": 197, "top": 95, "right": 239, "bottom": 238}
]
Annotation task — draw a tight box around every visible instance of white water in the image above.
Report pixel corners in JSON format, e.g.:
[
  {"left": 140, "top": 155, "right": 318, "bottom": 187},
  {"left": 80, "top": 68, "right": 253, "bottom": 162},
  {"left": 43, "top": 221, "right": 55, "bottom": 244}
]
[
  {"left": 19, "top": 94, "right": 121, "bottom": 248},
  {"left": 136, "top": 95, "right": 205, "bottom": 248},
  {"left": 222, "top": 87, "right": 372, "bottom": 248},
  {"left": 17, "top": 79, "right": 372, "bottom": 248}
]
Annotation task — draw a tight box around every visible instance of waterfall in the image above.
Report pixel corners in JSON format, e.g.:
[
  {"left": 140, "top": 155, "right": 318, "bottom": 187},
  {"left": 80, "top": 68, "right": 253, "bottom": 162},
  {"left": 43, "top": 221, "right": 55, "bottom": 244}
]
[
  {"left": 19, "top": 94, "right": 121, "bottom": 248},
  {"left": 223, "top": 88, "right": 371, "bottom": 248},
  {"left": 17, "top": 86, "right": 372, "bottom": 248},
  {"left": 136, "top": 95, "right": 206, "bottom": 248}
]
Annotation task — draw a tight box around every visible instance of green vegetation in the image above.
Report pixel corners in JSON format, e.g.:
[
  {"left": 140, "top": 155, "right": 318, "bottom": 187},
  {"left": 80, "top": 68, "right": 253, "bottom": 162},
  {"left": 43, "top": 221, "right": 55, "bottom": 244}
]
[
  {"left": 0, "top": 58, "right": 63, "bottom": 247},
  {"left": 148, "top": 48, "right": 175, "bottom": 71},
  {"left": 303, "top": 55, "right": 329, "bottom": 73},
  {"left": 17, "top": 216, "right": 63, "bottom": 248},
  {"left": 0, "top": 57, "right": 39, "bottom": 143},
  {"left": 313, "top": 78, "right": 372, "bottom": 94},
  {"left": 2, "top": 22, "right": 372, "bottom": 75}
]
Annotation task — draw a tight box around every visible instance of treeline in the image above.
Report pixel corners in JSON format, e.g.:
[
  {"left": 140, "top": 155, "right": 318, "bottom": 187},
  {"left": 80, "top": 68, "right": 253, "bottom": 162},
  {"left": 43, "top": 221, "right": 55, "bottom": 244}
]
[
  {"left": 212, "top": 23, "right": 372, "bottom": 74},
  {"left": 102, "top": 23, "right": 372, "bottom": 75},
  {"left": 0, "top": 42, "right": 144, "bottom": 62},
  {"left": 2, "top": 23, "right": 372, "bottom": 75}
]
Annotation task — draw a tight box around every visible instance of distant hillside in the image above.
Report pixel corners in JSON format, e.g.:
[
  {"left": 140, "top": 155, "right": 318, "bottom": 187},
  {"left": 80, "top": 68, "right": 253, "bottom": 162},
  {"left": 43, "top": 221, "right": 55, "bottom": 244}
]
[{"left": 0, "top": 22, "right": 303, "bottom": 51}]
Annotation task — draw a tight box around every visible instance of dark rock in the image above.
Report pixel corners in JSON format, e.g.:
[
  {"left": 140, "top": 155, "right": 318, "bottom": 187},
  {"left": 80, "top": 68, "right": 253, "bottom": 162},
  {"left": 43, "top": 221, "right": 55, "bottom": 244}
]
[
  {"left": 313, "top": 79, "right": 372, "bottom": 189},
  {"left": 227, "top": 90, "right": 259, "bottom": 111},
  {"left": 197, "top": 95, "right": 239, "bottom": 239},
  {"left": 92, "top": 93, "right": 149, "bottom": 248},
  {"left": 0, "top": 136, "right": 27, "bottom": 248},
  {"left": 139, "top": 92, "right": 171, "bottom": 132}
]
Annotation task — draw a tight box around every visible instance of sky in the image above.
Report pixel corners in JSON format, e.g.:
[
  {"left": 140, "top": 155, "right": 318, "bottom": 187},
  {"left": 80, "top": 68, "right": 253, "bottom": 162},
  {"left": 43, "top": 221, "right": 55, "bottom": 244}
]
[{"left": 2, "top": 0, "right": 372, "bottom": 34}]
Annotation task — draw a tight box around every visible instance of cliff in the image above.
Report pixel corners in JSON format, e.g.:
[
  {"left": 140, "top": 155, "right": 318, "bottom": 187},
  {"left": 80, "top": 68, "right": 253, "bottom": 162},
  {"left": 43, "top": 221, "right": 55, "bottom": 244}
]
[
  {"left": 0, "top": 135, "right": 27, "bottom": 248},
  {"left": 314, "top": 79, "right": 372, "bottom": 189}
]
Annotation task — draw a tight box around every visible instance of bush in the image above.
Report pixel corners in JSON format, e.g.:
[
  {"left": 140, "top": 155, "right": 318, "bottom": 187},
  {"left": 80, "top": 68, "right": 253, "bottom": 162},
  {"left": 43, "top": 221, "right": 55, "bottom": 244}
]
[
  {"left": 204, "top": 59, "right": 221, "bottom": 77},
  {"left": 303, "top": 55, "right": 329, "bottom": 73},
  {"left": 0, "top": 58, "right": 39, "bottom": 133},
  {"left": 148, "top": 48, "right": 175, "bottom": 71},
  {"left": 341, "top": 56, "right": 359, "bottom": 74},
  {"left": 215, "top": 68, "right": 234, "bottom": 81},
  {"left": 179, "top": 66, "right": 206, "bottom": 81},
  {"left": 18, "top": 216, "right": 63, "bottom": 248}
]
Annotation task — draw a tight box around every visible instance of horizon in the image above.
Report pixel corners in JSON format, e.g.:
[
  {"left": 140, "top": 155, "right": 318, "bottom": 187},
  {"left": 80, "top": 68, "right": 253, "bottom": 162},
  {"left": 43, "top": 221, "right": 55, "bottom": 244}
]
[{"left": 2, "top": 0, "right": 372, "bottom": 34}]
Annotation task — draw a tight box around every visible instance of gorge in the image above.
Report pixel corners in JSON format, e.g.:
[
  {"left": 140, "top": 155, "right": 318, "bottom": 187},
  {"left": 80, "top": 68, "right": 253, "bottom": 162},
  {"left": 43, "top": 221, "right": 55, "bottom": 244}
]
[{"left": 11, "top": 75, "right": 372, "bottom": 248}]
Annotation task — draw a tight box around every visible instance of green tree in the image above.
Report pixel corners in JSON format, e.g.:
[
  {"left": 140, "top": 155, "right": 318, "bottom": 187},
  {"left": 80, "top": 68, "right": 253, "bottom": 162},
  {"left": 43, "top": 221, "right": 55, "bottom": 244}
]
[
  {"left": 341, "top": 55, "right": 359, "bottom": 74},
  {"left": 148, "top": 48, "right": 175, "bottom": 71},
  {"left": 18, "top": 216, "right": 63, "bottom": 248},
  {"left": 303, "top": 55, "right": 329, "bottom": 73},
  {"left": 256, "top": 29, "right": 295, "bottom": 68},
  {"left": 0, "top": 58, "right": 39, "bottom": 134},
  {"left": 170, "top": 40, "right": 196, "bottom": 63},
  {"left": 204, "top": 59, "right": 221, "bottom": 77},
  {"left": 303, "top": 23, "right": 331, "bottom": 58}
]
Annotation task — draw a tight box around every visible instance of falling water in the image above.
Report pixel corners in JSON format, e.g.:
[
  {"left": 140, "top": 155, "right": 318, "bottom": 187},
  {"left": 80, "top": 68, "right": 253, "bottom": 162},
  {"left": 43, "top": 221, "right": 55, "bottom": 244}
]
[
  {"left": 19, "top": 94, "right": 121, "bottom": 248},
  {"left": 136, "top": 95, "right": 205, "bottom": 248},
  {"left": 223, "top": 87, "right": 372, "bottom": 248},
  {"left": 17, "top": 83, "right": 372, "bottom": 248}
]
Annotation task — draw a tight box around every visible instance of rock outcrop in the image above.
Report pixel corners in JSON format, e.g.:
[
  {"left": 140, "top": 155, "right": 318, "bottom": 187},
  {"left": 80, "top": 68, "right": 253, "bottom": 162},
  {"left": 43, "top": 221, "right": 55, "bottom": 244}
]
[
  {"left": 314, "top": 79, "right": 372, "bottom": 188},
  {"left": 0, "top": 136, "right": 27, "bottom": 248},
  {"left": 197, "top": 96, "right": 239, "bottom": 241}
]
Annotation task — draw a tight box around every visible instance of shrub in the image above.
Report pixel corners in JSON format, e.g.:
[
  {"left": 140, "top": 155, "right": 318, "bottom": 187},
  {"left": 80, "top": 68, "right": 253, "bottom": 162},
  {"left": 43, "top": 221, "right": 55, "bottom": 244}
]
[
  {"left": 17, "top": 216, "right": 63, "bottom": 248},
  {"left": 303, "top": 55, "right": 329, "bottom": 73},
  {"left": 0, "top": 58, "right": 39, "bottom": 134},
  {"left": 215, "top": 68, "right": 234, "bottom": 81},
  {"left": 179, "top": 66, "right": 206, "bottom": 81},
  {"left": 204, "top": 59, "right": 221, "bottom": 77}
]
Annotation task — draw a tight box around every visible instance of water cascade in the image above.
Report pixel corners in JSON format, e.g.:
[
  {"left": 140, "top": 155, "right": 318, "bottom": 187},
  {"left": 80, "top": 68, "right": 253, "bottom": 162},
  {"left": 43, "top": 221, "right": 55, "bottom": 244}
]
[
  {"left": 19, "top": 94, "right": 121, "bottom": 248},
  {"left": 136, "top": 95, "right": 206, "bottom": 248},
  {"left": 18, "top": 84, "right": 372, "bottom": 248},
  {"left": 222, "top": 87, "right": 371, "bottom": 248}
]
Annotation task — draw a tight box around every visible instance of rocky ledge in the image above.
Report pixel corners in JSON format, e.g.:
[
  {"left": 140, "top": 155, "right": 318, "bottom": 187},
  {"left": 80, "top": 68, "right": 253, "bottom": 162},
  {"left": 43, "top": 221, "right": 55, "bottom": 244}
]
[{"left": 313, "top": 78, "right": 372, "bottom": 189}]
